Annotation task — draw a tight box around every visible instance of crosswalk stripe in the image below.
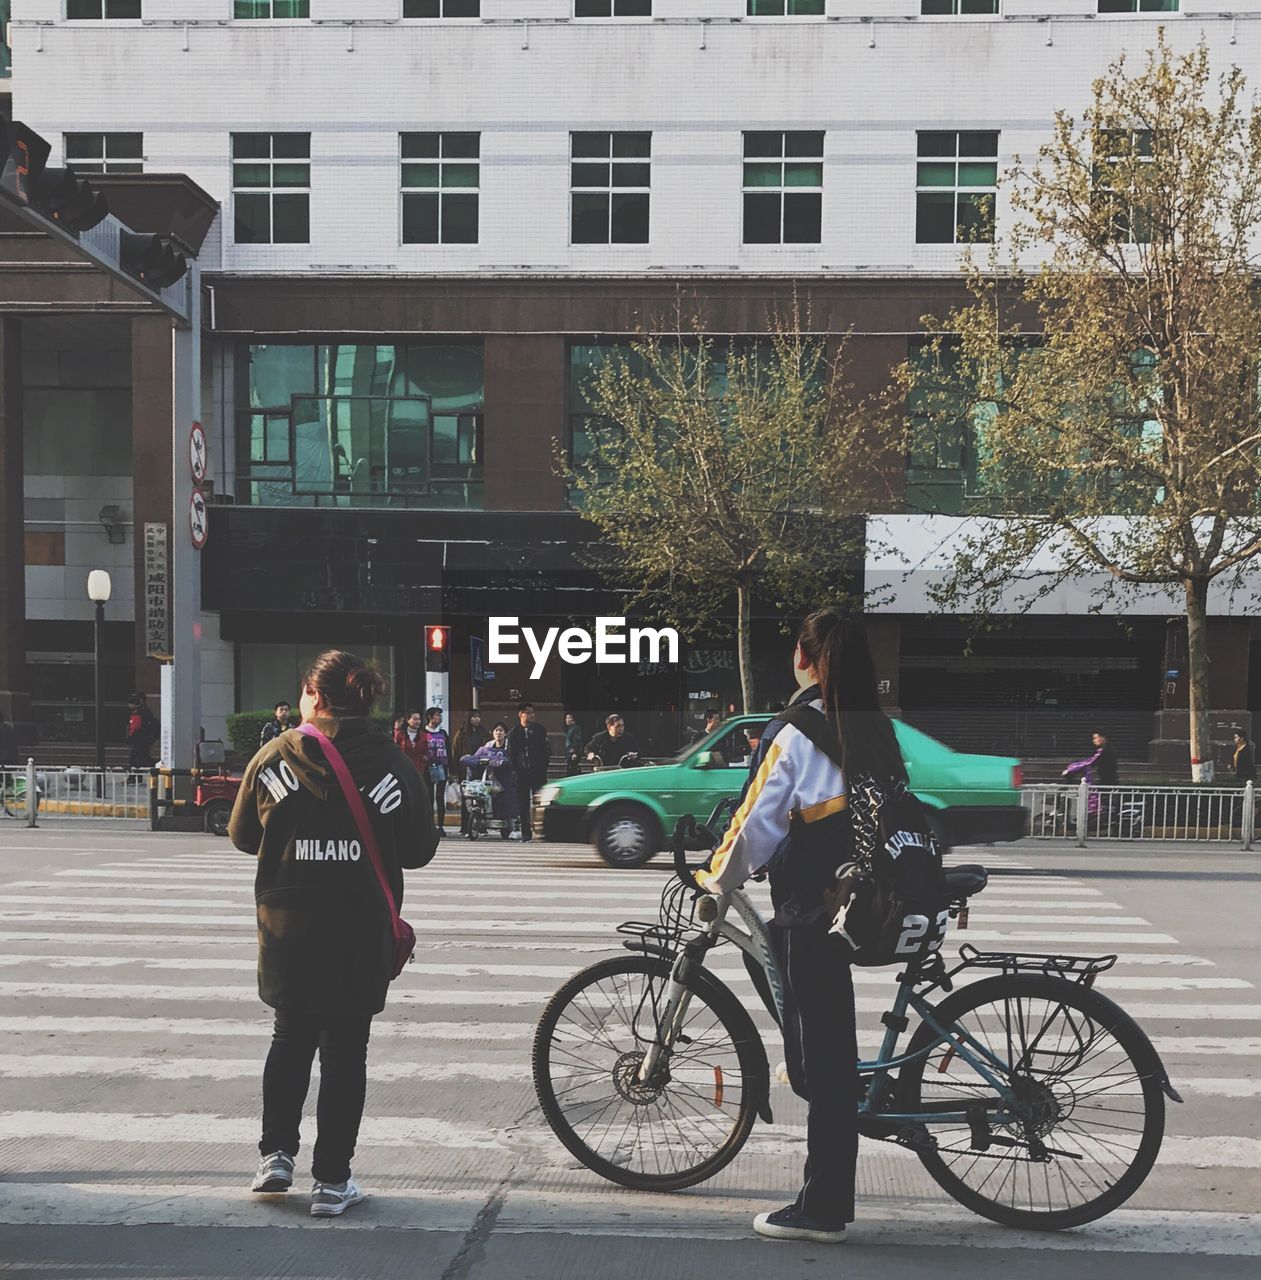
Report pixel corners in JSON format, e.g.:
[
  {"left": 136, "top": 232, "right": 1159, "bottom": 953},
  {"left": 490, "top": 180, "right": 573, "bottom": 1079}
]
[
  {"left": 0, "top": 895, "right": 1156, "bottom": 928},
  {"left": 0, "top": 954, "right": 1244, "bottom": 991},
  {"left": 1, "top": 1015, "right": 1253, "bottom": 1056},
  {"left": 0, "top": 980, "right": 1252, "bottom": 1020},
  {"left": 0, "top": 1110, "right": 1257, "bottom": 1169},
  {"left": 0, "top": 1053, "right": 1254, "bottom": 1098},
  {"left": 0, "top": 932, "right": 1218, "bottom": 965},
  {"left": 0, "top": 913, "right": 1184, "bottom": 943}
]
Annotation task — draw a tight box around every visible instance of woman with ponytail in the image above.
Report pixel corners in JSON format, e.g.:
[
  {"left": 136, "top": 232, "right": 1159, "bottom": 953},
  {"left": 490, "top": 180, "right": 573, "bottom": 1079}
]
[
  {"left": 230, "top": 649, "right": 438, "bottom": 1217},
  {"left": 695, "top": 609, "right": 904, "bottom": 1245}
]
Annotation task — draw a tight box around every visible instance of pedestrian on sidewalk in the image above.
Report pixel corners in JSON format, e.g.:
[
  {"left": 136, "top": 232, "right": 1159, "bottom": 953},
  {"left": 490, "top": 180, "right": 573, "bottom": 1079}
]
[
  {"left": 126, "top": 692, "right": 158, "bottom": 771},
  {"left": 259, "top": 701, "right": 294, "bottom": 748},
  {"left": 1233, "top": 728, "right": 1255, "bottom": 785},
  {"left": 452, "top": 710, "right": 489, "bottom": 837},
  {"left": 507, "top": 701, "right": 550, "bottom": 842},
  {"left": 563, "top": 712, "right": 584, "bottom": 776},
  {"left": 423, "top": 707, "right": 451, "bottom": 836},
  {"left": 695, "top": 609, "right": 904, "bottom": 1245},
  {"left": 229, "top": 649, "right": 438, "bottom": 1218},
  {"left": 394, "top": 710, "right": 429, "bottom": 777}
]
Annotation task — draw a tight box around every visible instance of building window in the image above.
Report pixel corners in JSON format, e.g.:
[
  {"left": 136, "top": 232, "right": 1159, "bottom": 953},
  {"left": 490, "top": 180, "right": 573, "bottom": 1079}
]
[
  {"left": 404, "top": 1, "right": 480, "bottom": 16},
  {"left": 575, "top": 1, "right": 652, "bottom": 14},
  {"left": 234, "top": 1, "right": 309, "bottom": 16},
  {"left": 746, "top": 1, "right": 825, "bottom": 14},
  {"left": 232, "top": 133, "right": 310, "bottom": 245},
  {"left": 66, "top": 1, "right": 142, "bottom": 16},
  {"left": 401, "top": 133, "right": 479, "bottom": 244},
  {"left": 921, "top": 1, "right": 999, "bottom": 13},
  {"left": 1093, "top": 129, "right": 1154, "bottom": 244},
  {"left": 236, "top": 343, "right": 485, "bottom": 509},
  {"left": 743, "top": 131, "right": 823, "bottom": 245},
  {"left": 571, "top": 133, "right": 651, "bottom": 245},
  {"left": 1098, "top": 1, "right": 1178, "bottom": 12},
  {"left": 916, "top": 131, "right": 998, "bottom": 244},
  {"left": 64, "top": 133, "right": 143, "bottom": 174}
]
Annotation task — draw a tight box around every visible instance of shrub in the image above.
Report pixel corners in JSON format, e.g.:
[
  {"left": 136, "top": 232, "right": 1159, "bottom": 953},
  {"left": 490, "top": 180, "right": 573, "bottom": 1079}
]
[{"left": 226, "top": 711, "right": 395, "bottom": 760}]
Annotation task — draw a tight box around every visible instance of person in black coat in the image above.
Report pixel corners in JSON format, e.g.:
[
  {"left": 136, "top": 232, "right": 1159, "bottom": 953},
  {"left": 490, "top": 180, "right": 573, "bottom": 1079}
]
[
  {"left": 506, "top": 701, "right": 550, "bottom": 842},
  {"left": 230, "top": 649, "right": 437, "bottom": 1217},
  {"left": 1233, "top": 729, "right": 1256, "bottom": 784},
  {"left": 1090, "top": 731, "right": 1120, "bottom": 787}
]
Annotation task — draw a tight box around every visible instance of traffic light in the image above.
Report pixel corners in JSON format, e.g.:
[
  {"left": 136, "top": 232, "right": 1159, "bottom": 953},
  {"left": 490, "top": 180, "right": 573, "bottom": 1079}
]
[
  {"left": 120, "top": 230, "right": 188, "bottom": 289},
  {"left": 0, "top": 120, "right": 109, "bottom": 234},
  {"left": 425, "top": 625, "right": 450, "bottom": 673}
]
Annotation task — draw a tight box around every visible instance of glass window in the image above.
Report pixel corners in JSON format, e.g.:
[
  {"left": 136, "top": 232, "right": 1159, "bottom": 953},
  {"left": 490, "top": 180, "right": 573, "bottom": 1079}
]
[
  {"left": 64, "top": 132, "right": 143, "bottom": 175},
  {"left": 401, "top": 133, "right": 479, "bottom": 244},
  {"left": 743, "top": 131, "right": 823, "bottom": 245},
  {"left": 921, "top": 1, "right": 999, "bottom": 12},
  {"left": 232, "top": 133, "right": 310, "bottom": 245},
  {"left": 234, "top": 1, "right": 309, "bottom": 16},
  {"left": 571, "top": 133, "right": 651, "bottom": 245},
  {"left": 66, "top": 1, "right": 142, "bottom": 16},
  {"left": 404, "top": 1, "right": 480, "bottom": 15},
  {"left": 1, "top": 1, "right": 11, "bottom": 76},
  {"left": 916, "top": 130, "right": 998, "bottom": 244},
  {"left": 1093, "top": 129, "right": 1155, "bottom": 244},
  {"left": 575, "top": 1, "right": 652, "bottom": 14},
  {"left": 236, "top": 343, "right": 484, "bottom": 509},
  {"left": 1098, "top": 2, "right": 1178, "bottom": 12},
  {"left": 747, "top": 1, "right": 824, "bottom": 14}
]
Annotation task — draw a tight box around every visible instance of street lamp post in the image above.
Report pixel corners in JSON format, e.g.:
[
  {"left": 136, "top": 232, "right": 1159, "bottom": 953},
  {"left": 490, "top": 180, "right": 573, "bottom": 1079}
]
[{"left": 87, "top": 571, "right": 112, "bottom": 786}]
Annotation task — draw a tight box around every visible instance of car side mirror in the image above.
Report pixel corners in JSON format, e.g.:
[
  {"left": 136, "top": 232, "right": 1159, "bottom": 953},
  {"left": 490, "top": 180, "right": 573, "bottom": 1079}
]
[{"left": 694, "top": 750, "right": 718, "bottom": 769}]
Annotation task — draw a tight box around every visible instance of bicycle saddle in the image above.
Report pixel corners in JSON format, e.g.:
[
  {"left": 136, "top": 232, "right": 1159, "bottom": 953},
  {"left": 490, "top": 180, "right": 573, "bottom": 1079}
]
[{"left": 943, "top": 864, "right": 988, "bottom": 898}]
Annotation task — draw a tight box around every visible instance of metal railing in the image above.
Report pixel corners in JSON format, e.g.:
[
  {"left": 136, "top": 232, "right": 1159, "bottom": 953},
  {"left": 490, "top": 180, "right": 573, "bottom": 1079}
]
[
  {"left": 1, "top": 760, "right": 149, "bottom": 824},
  {"left": 1022, "top": 780, "right": 1256, "bottom": 849}
]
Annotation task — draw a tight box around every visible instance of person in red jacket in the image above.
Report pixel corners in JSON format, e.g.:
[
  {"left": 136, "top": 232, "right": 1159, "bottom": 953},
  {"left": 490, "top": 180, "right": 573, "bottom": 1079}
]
[{"left": 394, "top": 710, "right": 429, "bottom": 775}]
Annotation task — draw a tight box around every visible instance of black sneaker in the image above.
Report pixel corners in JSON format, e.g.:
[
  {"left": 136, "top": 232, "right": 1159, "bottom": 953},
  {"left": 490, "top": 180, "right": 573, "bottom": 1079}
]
[{"left": 753, "top": 1205, "right": 847, "bottom": 1244}]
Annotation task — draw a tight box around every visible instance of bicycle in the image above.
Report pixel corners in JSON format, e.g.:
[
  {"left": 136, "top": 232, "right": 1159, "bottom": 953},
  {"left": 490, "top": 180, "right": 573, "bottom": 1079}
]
[{"left": 532, "top": 805, "right": 1182, "bottom": 1230}]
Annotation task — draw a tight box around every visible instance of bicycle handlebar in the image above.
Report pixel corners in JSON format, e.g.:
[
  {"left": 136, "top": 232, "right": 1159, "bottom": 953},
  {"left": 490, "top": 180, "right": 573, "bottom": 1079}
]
[{"left": 672, "top": 815, "right": 698, "bottom": 888}]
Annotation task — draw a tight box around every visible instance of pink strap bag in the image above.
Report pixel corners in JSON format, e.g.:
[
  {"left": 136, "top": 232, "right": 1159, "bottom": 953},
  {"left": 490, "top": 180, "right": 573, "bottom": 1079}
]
[{"left": 296, "top": 722, "right": 415, "bottom": 978}]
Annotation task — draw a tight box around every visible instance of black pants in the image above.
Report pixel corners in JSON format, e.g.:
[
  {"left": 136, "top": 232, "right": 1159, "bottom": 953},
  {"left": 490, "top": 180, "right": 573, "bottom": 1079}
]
[
  {"left": 127, "top": 742, "right": 151, "bottom": 771},
  {"left": 772, "top": 922, "right": 859, "bottom": 1226},
  {"left": 515, "top": 781, "right": 536, "bottom": 839},
  {"left": 427, "top": 769, "right": 446, "bottom": 832},
  {"left": 259, "top": 1009, "right": 373, "bottom": 1184}
]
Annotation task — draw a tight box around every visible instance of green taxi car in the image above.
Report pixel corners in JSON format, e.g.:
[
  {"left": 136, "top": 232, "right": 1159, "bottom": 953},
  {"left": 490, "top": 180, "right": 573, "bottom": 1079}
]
[{"left": 536, "top": 714, "right": 1026, "bottom": 867}]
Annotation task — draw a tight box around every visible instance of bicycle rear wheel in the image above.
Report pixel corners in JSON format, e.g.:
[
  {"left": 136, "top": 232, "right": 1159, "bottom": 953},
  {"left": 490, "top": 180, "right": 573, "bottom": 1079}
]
[
  {"left": 532, "top": 954, "right": 761, "bottom": 1191},
  {"left": 898, "top": 973, "right": 1165, "bottom": 1230}
]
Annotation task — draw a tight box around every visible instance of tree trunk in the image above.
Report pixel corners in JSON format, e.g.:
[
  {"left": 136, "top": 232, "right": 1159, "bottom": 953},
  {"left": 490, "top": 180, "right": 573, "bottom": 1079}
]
[
  {"left": 736, "top": 581, "right": 756, "bottom": 713},
  {"left": 1184, "top": 576, "right": 1214, "bottom": 784}
]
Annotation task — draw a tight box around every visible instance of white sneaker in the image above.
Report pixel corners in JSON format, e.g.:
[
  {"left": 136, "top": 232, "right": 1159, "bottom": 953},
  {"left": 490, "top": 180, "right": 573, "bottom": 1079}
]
[
  {"left": 250, "top": 1150, "right": 294, "bottom": 1193},
  {"left": 309, "top": 1177, "right": 365, "bottom": 1217},
  {"left": 508, "top": 829, "right": 523, "bottom": 841}
]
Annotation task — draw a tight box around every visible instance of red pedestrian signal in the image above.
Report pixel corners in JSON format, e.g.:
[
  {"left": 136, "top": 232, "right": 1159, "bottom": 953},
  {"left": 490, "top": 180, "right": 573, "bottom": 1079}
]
[{"left": 425, "top": 625, "right": 450, "bottom": 672}]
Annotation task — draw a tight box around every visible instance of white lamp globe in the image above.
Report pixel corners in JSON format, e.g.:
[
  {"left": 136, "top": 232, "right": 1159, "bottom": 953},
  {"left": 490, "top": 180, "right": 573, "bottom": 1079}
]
[{"left": 87, "top": 570, "right": 112, "bottom": 604}]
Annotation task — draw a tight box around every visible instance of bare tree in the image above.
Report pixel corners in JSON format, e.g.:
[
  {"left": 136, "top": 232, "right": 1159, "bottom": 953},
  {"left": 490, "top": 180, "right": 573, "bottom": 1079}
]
[{"left": 563, "top": 317, "right": 882, "bottom": 712}]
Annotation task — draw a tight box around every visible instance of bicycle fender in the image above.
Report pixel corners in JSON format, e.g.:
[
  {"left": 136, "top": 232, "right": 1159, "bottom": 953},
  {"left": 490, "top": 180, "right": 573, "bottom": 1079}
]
[
  {"left": 619, "top": 942, "right": 774, "bottom": 1123},
  {"left": 1081, "top": 985, "right": 1184, "bottom": 1104}
]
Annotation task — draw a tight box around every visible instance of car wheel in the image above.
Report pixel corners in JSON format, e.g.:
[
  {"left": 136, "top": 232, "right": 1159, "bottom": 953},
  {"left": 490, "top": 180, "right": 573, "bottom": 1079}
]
[
  {"left": 593, "top": 805, "right": 660, "bottom": 869},
  {"left": 204, "top": 800, "right": 232, "bottom": 838}
]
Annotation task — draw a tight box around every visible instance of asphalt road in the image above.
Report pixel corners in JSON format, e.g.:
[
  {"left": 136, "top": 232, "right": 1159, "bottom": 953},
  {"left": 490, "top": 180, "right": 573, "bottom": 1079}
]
[{"left": 0, "top": 821, "right": 1256, "bottom": 1279}]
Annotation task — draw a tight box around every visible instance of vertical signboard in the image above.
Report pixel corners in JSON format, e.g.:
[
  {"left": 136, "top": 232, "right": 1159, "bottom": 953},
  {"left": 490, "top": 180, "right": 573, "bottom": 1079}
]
[
  {"left": 143, "top": 523, "right": 171, "bottom": 660},
  {"left": 159, "top": 661, "right": 174, "bottom": 769}
]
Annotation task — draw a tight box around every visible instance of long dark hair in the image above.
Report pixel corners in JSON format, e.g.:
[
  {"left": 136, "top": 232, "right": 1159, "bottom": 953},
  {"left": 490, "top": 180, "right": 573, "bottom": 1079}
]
[
  {"left": 797, "top": 609, "right": 906, "bottom": 785},
  {"left": 303, "top": 650, "right": 385, "bottom": 717}
]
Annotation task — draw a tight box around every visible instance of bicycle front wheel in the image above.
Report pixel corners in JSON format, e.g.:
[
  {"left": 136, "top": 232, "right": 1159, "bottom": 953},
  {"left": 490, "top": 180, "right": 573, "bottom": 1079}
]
[
  {"left": 532, "top": 954, "right": 761, "bottom": 1191},
  {"left": 898, "top": 972, "right": 1165, "bottom": 1230}
]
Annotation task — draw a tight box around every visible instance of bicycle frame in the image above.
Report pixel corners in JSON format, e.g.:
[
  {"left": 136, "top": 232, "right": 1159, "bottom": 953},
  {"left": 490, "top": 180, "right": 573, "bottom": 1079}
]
[{"left": 637, "top": 886, "right": 1025, "bottom": 1130}]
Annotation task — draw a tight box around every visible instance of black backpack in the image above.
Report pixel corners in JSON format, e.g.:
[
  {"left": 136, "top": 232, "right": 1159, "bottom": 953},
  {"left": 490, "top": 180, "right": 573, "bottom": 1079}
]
[{"left": 780, "top": 704, "right": 950, "bottom": 967}]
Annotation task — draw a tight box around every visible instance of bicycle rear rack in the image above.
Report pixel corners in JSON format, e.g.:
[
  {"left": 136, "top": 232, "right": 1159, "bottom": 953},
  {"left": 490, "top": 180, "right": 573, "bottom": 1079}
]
[{"left": 952, "top": 942, "right": 1118, "bottom": 986}]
